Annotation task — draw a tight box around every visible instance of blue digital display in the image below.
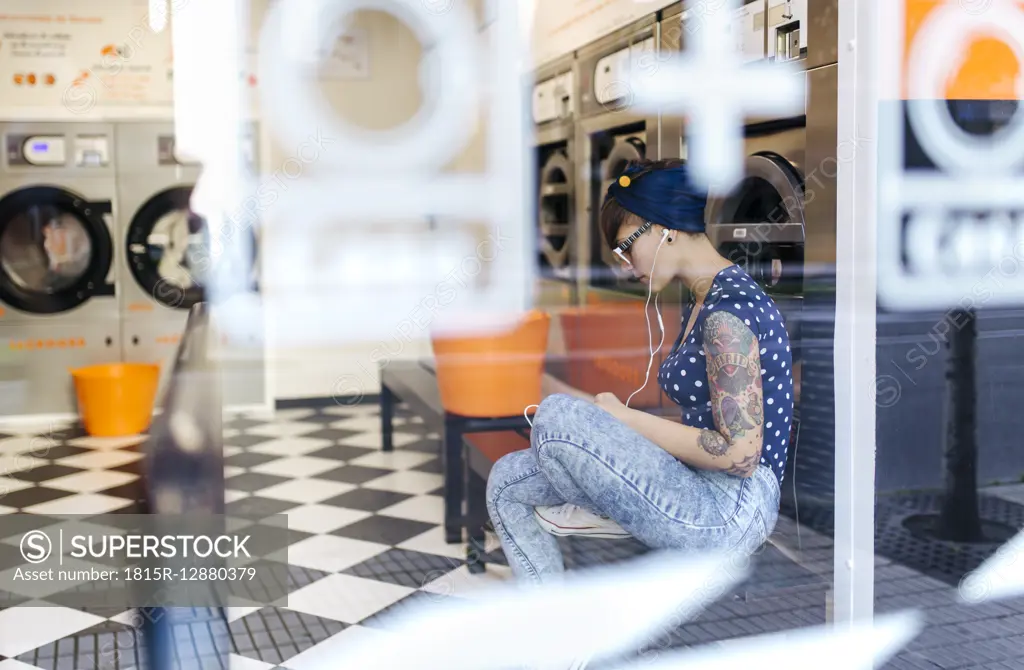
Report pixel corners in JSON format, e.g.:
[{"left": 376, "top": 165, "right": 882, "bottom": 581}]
[{"left": 31, "top": 142, "right": 48, "bottom": 152}]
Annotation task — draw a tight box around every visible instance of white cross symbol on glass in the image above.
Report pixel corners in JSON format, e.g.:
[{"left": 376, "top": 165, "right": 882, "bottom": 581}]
[{"left": 631, "top": 0, "right": 804, "bottom": 191}]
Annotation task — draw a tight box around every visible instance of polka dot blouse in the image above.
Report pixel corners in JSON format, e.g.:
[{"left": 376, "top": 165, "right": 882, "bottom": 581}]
[{"left": 658, "top": 264, "right": 794, "bottom": 485}]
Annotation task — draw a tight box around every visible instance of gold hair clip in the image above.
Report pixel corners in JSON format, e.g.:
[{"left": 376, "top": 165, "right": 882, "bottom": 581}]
[{"left": 618, "top": 175, "right": 631, "bottom": 187}]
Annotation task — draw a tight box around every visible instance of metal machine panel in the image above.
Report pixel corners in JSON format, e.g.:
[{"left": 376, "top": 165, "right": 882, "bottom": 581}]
[
  {"left": 121, "top": 316, "right": 188, "bottom": 405},
  {"left": 114, "top": 121, "right": 264, "bottom": 410},
  {"left": 783, "top": 63, "right": 838, "bottom": 507},
  {"left": 4, "top": 122, "right": 118, "bottom": 179},
  {"left": 654, "top": 3, "right": 684, "bottom": 161},
  {"left": 765, "top": 0, "right": 840, "bottom": 70},
  {"left": 0, "top": 321, "right": 121, "bottom": 415},
  {"left": 807, "top": 0, "right": 839, "bottom": 70},
  {"left": 115, "top": 122, "right": 259, "bottom": 314},
  {"left": 115, "top": 122, "right": 203, "bottom": 176},
  {"left": 682, "top": 0, "right": 769, "bottom": 63},
  {"left": 574, "top": 14, "right": 662, "bottom": 301},
  {"left": 567, "top": 9, "right": 685, "bottom": 413},
  {"left": 804, "top": 64, "right": 839, "bottom": 278},
  {"left": 0, "top": 122, "right": 119, "bottom": 326},
  {"left": 767, "top": 0, "right": 807, "bottom": 63},
  {"left": 533, "top": 54, "right": 579, "bottom": 310},
  {"left": 575, "top": 15, "right": 658, "bottom": 121},
  {"left": 0, "top": 122, "right": 121, "bottom": 417}
]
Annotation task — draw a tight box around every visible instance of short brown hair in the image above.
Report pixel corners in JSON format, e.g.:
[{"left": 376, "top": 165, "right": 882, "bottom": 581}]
[{"left": 599, "top": 158, "right": 702, "bottom": 249}]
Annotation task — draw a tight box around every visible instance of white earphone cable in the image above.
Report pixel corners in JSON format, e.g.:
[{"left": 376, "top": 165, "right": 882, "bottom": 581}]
[
  {"left": 626, "top": 231, "right": 668, "bottom": 408},
  {"left": 524, "top": 403, "right": 539, "bottom": 427},
  {"left": 525, "top": 229, "right": 670, "bottom": 427}
]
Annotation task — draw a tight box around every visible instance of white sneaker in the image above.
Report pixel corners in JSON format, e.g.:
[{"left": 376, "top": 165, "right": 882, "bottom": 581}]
[{"left": 534, "top": 503, "right": 631, "bottom": 539}]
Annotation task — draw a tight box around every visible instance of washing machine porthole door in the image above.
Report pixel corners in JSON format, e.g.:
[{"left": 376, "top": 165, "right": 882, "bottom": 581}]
[
  {"left": 708, "top": 152, "right": 805, "bottom": 231},
  {"left": 538, "top": 150, "right": 573, "bottom": 277},
  {"left": 707, "top": 152, "right": 806, "bottom": 358},
  {"left": 0, "top": 186, "right": 113, "bottom": 314},
  {"left": 127, "top": 186, "right": 258, "bottom": 310}
]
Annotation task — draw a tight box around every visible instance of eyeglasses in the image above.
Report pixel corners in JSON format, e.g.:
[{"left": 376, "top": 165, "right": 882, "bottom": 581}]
[{"left": 612, "top": 220, "right": 653, "bottom": 266}]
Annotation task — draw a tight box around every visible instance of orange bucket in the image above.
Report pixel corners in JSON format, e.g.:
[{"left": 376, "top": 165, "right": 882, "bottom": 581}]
[
  {"left": 431, "top": 311, "right": 551, "bottom": 417},
  {"left": 71, "top": 363, "right": 161, "bottom": 437}
]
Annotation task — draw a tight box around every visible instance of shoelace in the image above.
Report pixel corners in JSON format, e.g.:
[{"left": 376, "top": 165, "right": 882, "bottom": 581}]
[{"left": 555, "top": 503, "right": 610, "bottom": 522}]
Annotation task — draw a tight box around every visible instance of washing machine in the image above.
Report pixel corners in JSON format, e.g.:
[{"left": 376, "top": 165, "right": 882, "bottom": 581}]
[
  {"left": 697, "top": 1, "right": 839, "bottom": 511},
  {"left": 705, "top": 121, "right": 808, "bottom": 358},
  {"left": 114, "top": 121, "right": 265, "bottom": 409},
  {"left": 575, "top": 12, "right": 660, "bottom": 302},
  {"left": 0, "top": 122, "right": 120, "bottom": 417},
  {"left": 566, "top": 7, "right": 686, "bottom": 411},
  {"left": 532, "top": 54, "right": 580, "bottom": 384},
  {"left": 533, "top": 54, "right": 578, "bottom": 310}
]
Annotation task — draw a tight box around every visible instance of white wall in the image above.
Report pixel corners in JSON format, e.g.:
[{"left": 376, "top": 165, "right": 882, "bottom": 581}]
[{"left": 261, "top": 4, "right": 491, "bottom": 401}]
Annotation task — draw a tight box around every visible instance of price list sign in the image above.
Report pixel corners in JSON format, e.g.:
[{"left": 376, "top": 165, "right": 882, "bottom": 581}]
[{"left": 878, "top": 0, "right": 1024, "bottom": 311}]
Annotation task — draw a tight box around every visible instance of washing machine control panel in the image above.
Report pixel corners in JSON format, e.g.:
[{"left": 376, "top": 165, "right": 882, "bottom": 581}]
[
  {"left": 767, "top": 0, "right": 807, "bottom": 62},
  {"left": 683, "top": 0, "right": 766, "bottom": 63},
  {"left": 592, "top": 37, "right": 655, "bottom": 107},
  {"left": 593, "top": 46, "right": 631, "bottom": 106},
  {"left": 10, "top": 135, "right": 67, "bottom": 166},
  {"left": 75, "top": 135, "right": 110, "bottom": 167},
  {"left": 533, "top": 71, "right": 574, "bottom": 124},
  {"left": 158, "top": 134, "right": 257, "bottom": 168}
]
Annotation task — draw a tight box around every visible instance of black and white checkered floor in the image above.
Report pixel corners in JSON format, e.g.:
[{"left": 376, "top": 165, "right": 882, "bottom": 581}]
[
  {"left": 1, "top": 402, "right": 1022, "bottom": 670},
  {"left": 0, "top": 402, "right": 832, "bottom": 669},
  {"left": 0, "top": 403, "right": 523, "bottom": 669}
]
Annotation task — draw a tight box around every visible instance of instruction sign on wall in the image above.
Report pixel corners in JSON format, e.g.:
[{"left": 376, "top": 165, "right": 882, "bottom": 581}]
[
  {"left": 878, "top": 0, "right": 1024, "bottom": 311},
  {"left": 0, "top": 0, "right": 266, "bottom": 119},
  {"left": 0, "top": 1, "right": 174, "bottom": 115}
]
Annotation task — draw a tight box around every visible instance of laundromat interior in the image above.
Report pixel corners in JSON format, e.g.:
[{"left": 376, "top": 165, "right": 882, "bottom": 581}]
[{"left": 0, "top": 1, "right": 1023, "bottom": 669}]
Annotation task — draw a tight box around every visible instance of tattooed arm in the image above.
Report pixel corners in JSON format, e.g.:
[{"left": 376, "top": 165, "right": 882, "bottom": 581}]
[
  {"left": 696, "top": 310, "right": 764, "bottom": 476},
  {"left": 603, "top": 310, "right": 764, "bottom": 477}
]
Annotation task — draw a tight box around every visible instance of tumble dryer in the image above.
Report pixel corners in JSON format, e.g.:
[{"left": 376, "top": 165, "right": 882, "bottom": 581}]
[
  {"left": 532, "top": 54, "right": 577, "bottom": 310},
  {"left": 0, "top": 122, "right": 120, "bottom": 417},
  {"left": 114, "top": 121, "right": 265, "bottom": 409}
]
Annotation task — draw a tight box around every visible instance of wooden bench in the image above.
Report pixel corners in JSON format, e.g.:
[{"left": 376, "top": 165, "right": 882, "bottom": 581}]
[
  {"left": 462, "top": 430, "right": 532, "bottom": 573},
  {"left": 381, "top": 360, "right": 811, "bottom": 583},
  {"left": 379, "top": 360, "right": 532, "bottom": 544}
]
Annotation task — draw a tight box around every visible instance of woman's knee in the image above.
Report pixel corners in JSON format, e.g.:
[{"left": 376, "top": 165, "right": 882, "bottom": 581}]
[
  {"left": 532, "top": 393, "right": 592, "bottom": 438},
  {"left": 486, "top": 450, "right": 527, "bottom": 505}
]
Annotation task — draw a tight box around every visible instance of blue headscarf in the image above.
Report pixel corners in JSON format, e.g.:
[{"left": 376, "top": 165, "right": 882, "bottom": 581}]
[{"left": 603, "top": 162, "right": 707, "bottom": 233}]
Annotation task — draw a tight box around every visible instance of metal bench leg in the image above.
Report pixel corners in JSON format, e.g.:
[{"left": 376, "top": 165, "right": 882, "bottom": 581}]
[
  {"left": 380, "top": 383, "right": 395, "bottom": 452},
  {"left": 443, "top": 415, "right": 464, "bottom": 544},
  {"left": 466, "top": 468, "right": 488, "bottom": 574}
]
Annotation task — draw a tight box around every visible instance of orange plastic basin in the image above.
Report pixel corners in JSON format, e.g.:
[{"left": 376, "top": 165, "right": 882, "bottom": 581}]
[
  {"left": 431, "top": 311, "right": 551, "bottom": 418},
  {"left": 71, "top": 363, "right": 160, "bottom": 437}
]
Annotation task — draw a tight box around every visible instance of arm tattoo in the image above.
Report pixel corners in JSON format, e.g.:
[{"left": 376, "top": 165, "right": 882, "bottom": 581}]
[
  {"left": 723, "top": 452, "right": 760, "bottom": 477},
  {"left": 698, "top": 310, "right": 765, "bottom": 467},
  {"left": 698, "top": 429, "right": 730, "bottom": 456}
]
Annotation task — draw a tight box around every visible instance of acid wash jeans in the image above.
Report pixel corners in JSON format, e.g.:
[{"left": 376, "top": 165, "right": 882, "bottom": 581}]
[{"left": 485, "top": 393, "right": 781, "bottom": 584}]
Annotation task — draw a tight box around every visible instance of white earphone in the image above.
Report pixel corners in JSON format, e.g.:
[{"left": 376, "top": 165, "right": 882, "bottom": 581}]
[
  {"left": 625, "top": 228, "right": 668, "bottom": 407},
  {"left": 524, "top": 226, "right": 671, "bottom": 427}
]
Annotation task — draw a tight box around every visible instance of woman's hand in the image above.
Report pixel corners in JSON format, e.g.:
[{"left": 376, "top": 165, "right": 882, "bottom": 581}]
[{"left": 594, "top": 392, "right": 629, "bottom": 421}]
